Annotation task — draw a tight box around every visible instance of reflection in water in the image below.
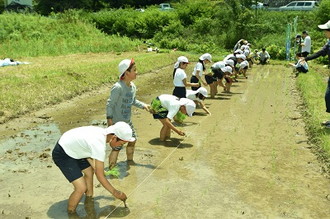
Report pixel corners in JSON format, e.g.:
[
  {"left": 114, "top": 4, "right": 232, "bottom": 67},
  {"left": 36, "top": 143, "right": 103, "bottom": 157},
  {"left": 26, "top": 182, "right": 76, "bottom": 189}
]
[
  {"left": 98, "top": 205, "right": 130, "bottom": 218},
  {"left": 51, "top": 197, "right": 130, "bottom": 219}
]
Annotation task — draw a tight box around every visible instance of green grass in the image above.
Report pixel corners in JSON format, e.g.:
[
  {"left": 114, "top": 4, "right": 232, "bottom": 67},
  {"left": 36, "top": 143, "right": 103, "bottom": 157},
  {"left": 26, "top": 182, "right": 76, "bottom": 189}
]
[
  {"left": 296, "top": 63, "right": 330, "bottom": 160},
  {"left": 0, "top": 12, "right": 140, "bottom": 58},
  {"left": 0, "top": 51, "right": 187, "bottom": 122}
]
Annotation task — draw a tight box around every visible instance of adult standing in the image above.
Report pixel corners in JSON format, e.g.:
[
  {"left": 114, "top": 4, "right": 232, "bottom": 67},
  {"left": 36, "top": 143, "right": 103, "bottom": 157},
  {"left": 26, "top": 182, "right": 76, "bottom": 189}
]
[
  {"left": 301, "top": 30, "right": 312, "bottom": 57},
  {"left": 302, "top": 20, "right": 330, "bottom": 127},
  {"left": 106, "top": 59, "right": 151, "bottom": 168}
]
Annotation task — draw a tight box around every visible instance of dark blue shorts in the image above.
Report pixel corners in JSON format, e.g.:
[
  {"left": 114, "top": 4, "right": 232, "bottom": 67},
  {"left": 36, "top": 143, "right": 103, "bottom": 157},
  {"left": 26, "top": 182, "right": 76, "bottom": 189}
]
[
  {"left": 212, "top": 67, "right": 224, "bottom": 79},
  {"left": 52, "top": 142, "right": 91, "bottom": 183},
  {"left": 205, "top": 75, "right": 217, "bottom": 84},
  {"left": 172, "top": 87, "right": 186, "bottom": 98},
  {"left": 190, "top": 76, "right": 200, "bottom": 91}
]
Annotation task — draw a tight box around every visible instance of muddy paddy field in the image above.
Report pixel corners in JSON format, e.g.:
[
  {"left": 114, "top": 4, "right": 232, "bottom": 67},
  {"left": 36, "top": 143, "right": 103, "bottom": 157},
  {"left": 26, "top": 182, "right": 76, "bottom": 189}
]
[{"left": 0, "top": 63, "right": 329, "bottom": 219}]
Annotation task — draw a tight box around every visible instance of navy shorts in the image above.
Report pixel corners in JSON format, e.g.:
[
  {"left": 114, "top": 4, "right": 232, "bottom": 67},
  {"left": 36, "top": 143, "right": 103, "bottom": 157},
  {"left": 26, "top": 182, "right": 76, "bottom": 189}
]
[
  {"left": 190, "top": 76, "right": 201, "bottom": 91},
  {"left": 52, "top": 142, "right": 91, "bottom": 183},
  {"left": 296, "top": 66, "right": 308, "bottom": 73},
  {"left": 205, "top": 75, "right": 217, "bottom": 84},
  {"left": 212, "top": 67, "right": 224, "bottom": 79},
  {"left": 172, "top": 87, "right": 186, "bottom": 98}
]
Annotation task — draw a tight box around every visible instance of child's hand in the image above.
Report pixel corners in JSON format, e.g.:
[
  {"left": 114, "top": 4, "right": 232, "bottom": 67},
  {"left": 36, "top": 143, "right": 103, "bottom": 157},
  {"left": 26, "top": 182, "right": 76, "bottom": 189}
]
[
  {"left": 144, "top": 105, "right": 152, "bottom": 113},
  {"left": 113, "top": 190, "right": 127, "bottom": 201},
  {"left": 177, "top": 130, "right": 185, "bottom": 136}
]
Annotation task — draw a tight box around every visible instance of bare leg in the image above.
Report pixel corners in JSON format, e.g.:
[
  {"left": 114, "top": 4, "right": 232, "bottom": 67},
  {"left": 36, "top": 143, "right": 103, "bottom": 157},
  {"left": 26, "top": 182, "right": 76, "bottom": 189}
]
[
  {"left": 108, "top": 150, "right": 120, "bottom": 169},
  {"left": 159, "top": 119, "right": 170, "bottom": 141},
  {"left": 68, "top": 177, "right": 87, "bottom": 213},
  {"left": 126, "top": 141, "right": 136, "bottom": 162},
  {"left": 209, "top": 83, "right": 216, "bottom": 98},
  {"left": 84, "top": 196, "right": 96, "bottom": 218},
  {"left": 82, "top": 166, "right": 94, "bottom": 197},
  {"left": 217, "top": 79, "right": 225, "bottom": 89}
]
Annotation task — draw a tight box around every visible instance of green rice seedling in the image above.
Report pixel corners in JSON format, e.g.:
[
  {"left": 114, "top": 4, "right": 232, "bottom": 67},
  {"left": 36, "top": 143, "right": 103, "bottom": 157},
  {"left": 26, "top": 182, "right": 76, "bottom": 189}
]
[{"left": 104, "top": 166, "right": 120, "bottom": 177}]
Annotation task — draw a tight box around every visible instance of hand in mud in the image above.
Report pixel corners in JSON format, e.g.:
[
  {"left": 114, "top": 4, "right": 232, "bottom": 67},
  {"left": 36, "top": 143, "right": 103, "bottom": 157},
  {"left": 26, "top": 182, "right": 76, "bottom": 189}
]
[{"left": 113, "top": 190, "right": 127, "bottom": 201}]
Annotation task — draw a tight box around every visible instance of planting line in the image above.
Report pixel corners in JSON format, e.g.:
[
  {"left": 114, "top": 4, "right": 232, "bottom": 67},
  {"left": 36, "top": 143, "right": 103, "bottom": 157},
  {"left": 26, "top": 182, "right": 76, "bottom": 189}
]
[{"left": 104, "top": 115, "right": 208, "bottom": 218}]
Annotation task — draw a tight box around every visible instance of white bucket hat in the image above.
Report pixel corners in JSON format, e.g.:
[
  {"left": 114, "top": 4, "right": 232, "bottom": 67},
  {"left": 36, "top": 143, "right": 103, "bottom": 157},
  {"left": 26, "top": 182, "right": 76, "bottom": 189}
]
[
  {"left": 199, "top": 53, "right": 212, "bottom": 62},
  {"left": 118, "top": 59, "right": 134, "bottom": 79},
  {"left": 196, "top": 87, "right": 208, "bottom": 97},
  {"left": 179, "top": 98, "right": 196, "bottom": 117},
  {"left": 174, "top": 56, "right": 189, "bottom": 68},
  {"left": 105, "top": 121, "right": 135, "bottom": 142},
  {"left": 318, "top": 20, "right": 330, "bottom": 30},
  {"left": 221, "top": 66, "right": 233, "bottom": 73},
  {"left": 236, "top": 54, "right": 246, "bottom": 60},
  {"left": 224, "top": 59, "right": 234, "bottom": 67}
]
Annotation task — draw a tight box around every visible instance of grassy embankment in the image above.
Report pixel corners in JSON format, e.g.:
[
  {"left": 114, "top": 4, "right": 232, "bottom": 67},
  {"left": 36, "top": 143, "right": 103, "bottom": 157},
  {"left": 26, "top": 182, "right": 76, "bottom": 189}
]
[
  {"left": 0, "top": 51, "right": 192, "bottom": 122},
  {"left": 296, "top": 63, "right": 330, "bottom": 168}
]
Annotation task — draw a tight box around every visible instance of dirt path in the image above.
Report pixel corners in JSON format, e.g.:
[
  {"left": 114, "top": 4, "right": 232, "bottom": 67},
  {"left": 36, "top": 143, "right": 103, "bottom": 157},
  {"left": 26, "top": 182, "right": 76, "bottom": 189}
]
[{"left": 0, "top": 64, "right": 329, "bottom": 219}]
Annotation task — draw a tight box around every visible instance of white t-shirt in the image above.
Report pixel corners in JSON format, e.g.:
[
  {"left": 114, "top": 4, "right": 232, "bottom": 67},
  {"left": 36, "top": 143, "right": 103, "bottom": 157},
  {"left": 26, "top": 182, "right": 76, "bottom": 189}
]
[
  {"left": 58, "top": 126, "right": 107, "bottom": 162},
  {"left": 294, "top": 60, "right": 309, "bottom": 70},
  {"left": 302, "top": 36, "right": 311, "bottom": 53},
  {"left": 212, "top": 61, "right": 226, "bottom": 70},
  {"left": 158, "top": 94, "right": 181, "bottom": 120},
  {"left": 244, "top": 49, "right": 250, "bottom": 57},
  {"left": 258, "top": 51, "right": 270, "bottom": 60},
  {"left": 173, "top": 68, "right": 187, "bottom": 87},
  {"left": 192, "top": 62, "right": 204, "bottom": 77},
  {"left": 239, "top": 60, "right": 249, "bottom": 69}
]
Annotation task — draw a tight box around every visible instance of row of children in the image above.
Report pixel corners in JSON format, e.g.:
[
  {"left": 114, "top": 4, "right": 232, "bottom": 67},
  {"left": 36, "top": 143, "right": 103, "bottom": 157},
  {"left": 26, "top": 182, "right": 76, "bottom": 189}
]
[{"left": 51, "top": 44, "right": 254, "bottom": 215}]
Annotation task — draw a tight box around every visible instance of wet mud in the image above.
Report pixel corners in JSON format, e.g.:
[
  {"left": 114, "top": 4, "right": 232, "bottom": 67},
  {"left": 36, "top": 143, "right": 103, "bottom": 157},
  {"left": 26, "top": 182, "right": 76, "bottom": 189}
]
[{"left": 0, "top": 64, "right": 329, "bottom": 218}]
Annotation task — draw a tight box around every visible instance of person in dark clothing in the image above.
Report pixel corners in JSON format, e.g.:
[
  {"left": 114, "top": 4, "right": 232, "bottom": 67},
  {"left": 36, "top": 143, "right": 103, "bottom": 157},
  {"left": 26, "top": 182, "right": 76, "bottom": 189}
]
[{"left": 302, "top": 20, "right": 330, "bottom": 127}]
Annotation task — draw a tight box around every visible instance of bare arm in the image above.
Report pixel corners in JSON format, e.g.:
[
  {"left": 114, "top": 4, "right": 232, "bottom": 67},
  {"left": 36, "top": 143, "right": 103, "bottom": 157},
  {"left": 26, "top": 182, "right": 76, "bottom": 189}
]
[
  {"left": 199, "top": 101, "right": 211, "bottom": 115},
  {"left": 160, "top": 118, "right": 185, "bottom": 136},
  {"left": 195, "top": 70, "right": 207, "bottom": 86},
  {"left": 182, "top": 78, "right": 199, "bottom": 87},
  {"left": 94, "top": 160, "right": 127, "bottom": 201}
]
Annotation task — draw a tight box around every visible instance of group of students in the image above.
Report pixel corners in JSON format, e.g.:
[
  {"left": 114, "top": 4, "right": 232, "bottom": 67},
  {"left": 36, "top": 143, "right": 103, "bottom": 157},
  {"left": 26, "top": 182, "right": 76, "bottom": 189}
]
[
  {"left": 51, "top": 46, "right": 254, "bottom": 215},
  {"left": 51, "top": 20, "right": 330, "bottom": 216}
]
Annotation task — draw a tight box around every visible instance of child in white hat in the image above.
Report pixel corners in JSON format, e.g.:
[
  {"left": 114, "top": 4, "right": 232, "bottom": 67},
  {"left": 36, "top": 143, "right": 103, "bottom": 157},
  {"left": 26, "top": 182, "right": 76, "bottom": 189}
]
[
  {"left": 52, "top": 122, "right": 134, "bottom": 215},
  {"left": 186, "top": 87, "right": 211, "bottom": 115},
  {"left": 190, "top": 53, "right": 213, "bottom": 91},
  {"left": 150, "top": 94, "right": 196, "bottom": 141},
  {"left": 172, "top": 56, "right": 199, "bottom": 98},
  {"left": 211, "top": 61, "right": 234, "bottom": 94},
  {"left": 106, "top": 58, "right": 151, "bottom": 169}
]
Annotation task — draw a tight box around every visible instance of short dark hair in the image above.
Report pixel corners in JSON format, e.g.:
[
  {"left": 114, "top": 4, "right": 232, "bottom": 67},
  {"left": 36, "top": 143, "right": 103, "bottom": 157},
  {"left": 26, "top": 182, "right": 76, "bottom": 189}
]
[{"left": 302, "top": 30, "right": 308, "bottom": 35}]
